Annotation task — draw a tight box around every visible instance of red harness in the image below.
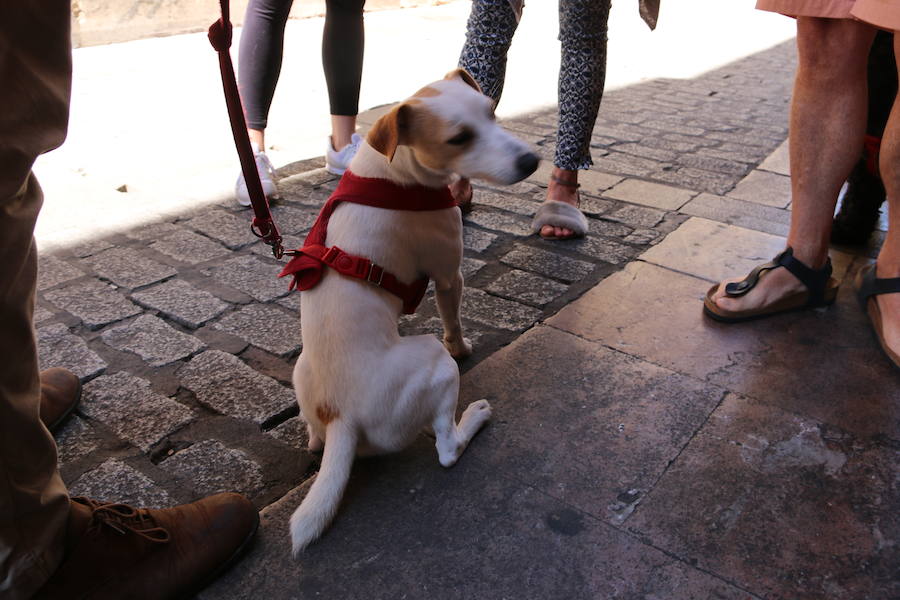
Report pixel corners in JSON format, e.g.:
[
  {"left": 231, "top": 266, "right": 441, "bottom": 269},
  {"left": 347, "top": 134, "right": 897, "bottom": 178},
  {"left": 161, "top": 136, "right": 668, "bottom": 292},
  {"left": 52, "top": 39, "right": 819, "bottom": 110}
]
[{"left": 279, "top": 171, "right": 457, "bottom": 314}]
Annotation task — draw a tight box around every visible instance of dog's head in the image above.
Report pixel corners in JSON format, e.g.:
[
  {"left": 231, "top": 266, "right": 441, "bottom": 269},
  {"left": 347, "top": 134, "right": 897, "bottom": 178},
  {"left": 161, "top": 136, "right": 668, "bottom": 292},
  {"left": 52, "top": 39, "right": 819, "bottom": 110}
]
[{"left": 366, "top": 69, "right": 539, "bottom": 185}]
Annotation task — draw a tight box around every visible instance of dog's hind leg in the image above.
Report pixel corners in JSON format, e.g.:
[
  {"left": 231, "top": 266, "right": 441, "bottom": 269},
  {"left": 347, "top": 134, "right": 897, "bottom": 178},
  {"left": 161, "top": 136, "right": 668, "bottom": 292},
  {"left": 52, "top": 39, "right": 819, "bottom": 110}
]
[{"left": 428, "top": 361, "right": 491, "bottom": 467}]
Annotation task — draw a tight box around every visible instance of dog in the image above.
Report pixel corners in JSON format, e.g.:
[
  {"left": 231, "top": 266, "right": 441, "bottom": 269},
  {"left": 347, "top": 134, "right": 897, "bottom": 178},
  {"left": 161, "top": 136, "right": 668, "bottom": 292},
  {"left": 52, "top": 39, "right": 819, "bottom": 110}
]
[{"left": 285, "top": 69, "right": 540, "bottom": 555}]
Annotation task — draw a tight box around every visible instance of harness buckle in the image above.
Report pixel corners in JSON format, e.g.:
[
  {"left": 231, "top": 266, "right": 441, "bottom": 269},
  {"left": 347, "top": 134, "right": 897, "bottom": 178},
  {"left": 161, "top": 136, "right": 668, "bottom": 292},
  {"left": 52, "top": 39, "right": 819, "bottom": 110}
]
[{"left": 367, "top": 263, "right": 385, "bottom": 286}]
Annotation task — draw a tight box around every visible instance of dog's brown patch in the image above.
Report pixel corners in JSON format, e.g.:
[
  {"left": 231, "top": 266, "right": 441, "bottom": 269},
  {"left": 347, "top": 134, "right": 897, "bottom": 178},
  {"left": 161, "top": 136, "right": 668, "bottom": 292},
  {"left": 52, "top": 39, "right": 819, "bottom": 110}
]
[
  {"left": 367, "top": 103, "right": 412, "bottom": 160},
  {"left": 413, "top": 85, "right": 441, "bottom": 98},
  {"left": 316, "top": 403, "right": 340, "bottom": 425},
  {"left": 444, "top": 68, "right": 481, "bottom": 94}
]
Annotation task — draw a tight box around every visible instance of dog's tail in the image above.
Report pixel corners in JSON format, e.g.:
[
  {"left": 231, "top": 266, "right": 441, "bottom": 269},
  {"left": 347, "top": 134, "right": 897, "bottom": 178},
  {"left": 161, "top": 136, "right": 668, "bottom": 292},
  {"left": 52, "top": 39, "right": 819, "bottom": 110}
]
[{"left": 289, "top": 420, "right": 357, "bottom": 556}]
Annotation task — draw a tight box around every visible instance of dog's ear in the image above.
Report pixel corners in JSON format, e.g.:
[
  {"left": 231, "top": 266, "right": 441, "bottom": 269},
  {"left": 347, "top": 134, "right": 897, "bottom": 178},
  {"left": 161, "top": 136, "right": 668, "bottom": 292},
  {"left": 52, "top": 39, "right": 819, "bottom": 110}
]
[
  {"left": 367, "top": 103, "right": 412, "bottom": 161},
  {"left": 444, "top": 68, "right": 482, "bottom": 94}
]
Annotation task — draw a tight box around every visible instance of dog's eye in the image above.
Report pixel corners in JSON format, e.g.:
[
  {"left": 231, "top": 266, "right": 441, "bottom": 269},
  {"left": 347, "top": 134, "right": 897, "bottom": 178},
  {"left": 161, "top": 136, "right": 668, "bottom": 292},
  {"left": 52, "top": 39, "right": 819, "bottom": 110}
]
[{"left": 447, "top": 130, "right": 474, "bottom": 146}]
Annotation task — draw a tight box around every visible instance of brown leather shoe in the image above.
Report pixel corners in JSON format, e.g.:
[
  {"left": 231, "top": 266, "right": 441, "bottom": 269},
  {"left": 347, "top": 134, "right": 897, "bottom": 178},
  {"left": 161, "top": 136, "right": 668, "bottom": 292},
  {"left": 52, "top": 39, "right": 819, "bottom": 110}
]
[
  {"left": 33, "top": 493, "right": 259, "bottom": 599},
  {"left": 39, "top": 367, "right": 82, "bottom": 433}
]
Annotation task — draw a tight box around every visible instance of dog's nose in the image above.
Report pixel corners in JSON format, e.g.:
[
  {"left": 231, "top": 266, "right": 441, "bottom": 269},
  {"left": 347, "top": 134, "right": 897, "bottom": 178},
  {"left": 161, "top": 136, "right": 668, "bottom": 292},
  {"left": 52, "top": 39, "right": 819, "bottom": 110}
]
[{"left": 516, "top": 152, "right": 540, "bottom": 177}]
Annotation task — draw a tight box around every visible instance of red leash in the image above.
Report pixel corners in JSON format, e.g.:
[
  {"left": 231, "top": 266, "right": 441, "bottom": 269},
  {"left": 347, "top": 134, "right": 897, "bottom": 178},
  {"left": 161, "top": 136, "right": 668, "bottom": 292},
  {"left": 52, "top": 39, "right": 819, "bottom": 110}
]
[{"left": 208, "top": 1, "right": 285, "bottom": 259}]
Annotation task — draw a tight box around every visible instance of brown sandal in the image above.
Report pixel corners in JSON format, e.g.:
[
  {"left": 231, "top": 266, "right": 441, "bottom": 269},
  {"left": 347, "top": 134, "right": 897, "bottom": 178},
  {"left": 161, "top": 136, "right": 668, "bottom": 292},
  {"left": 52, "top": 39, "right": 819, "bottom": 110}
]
[
  {"left": 703, "top": 247, "right": 840, "bottom": 323},
  {"left": 855, "top": 263, "right": 900, "bottom": 370}
]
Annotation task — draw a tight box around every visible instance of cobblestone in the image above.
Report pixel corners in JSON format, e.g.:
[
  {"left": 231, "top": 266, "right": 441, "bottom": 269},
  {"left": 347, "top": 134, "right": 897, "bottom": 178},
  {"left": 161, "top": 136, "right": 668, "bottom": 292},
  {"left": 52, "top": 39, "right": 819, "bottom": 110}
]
[
  {"left": 67, "top": 459, "right": 173, "bottom": 508},
  {"left": 268, "top": 205, "right": 318, "bottom": 235},
  {"left": 680, "top": 192, "right": 790, "bottom": 237},
  {"left": 461, "top": 257, "right": 486, "bottom": 280},
  {"left": 37, "top": 323, "right": 107, "bottom": 380},
  {"left": 131, "top": 279, "right": 230, "bottom": 329},
  {"left": 570, "top": 237, "right": 635, "bottom": 265},
  {"left": 186, "top": 210, "right": 259, "bottom": 249},
  {"left": 464, "top": 210, "right": 532, "bottom": 236},
  {"left": 501, "top": 244, "right": 595, "bottom": 283},
  {"left": 603, "top": 179, "right": 695, "bottom": 212},
  {"left": 605, "top": 205, "right": 666, "bottom": 229},
  {"left": 45, "top": 280, "right": 142, "bottom": 329},
  {"left": 463, "top": 227, "right": 498, "bottom": 253},
  {"left": 33, "top": 304, "right": 54, "bottom": 324},
  {"left": 474, "top": 188, "right": 539, "bottom": 216},
  {"left": 37, "top": 255, "right": 85, "bottom": 291},
  {"left": 268, "top": 416, "right": 309, "bottom": 450},
  {"left": 162, "top": 440, "right": 265, "bottom": 497},
  {"left": 485, "top": 270, "right": 569, "bottom": 307},
  {"left": 80, "top": 372, "right": 195, "bottom": 452},
  {"left": 178, "top": 350, "right": 295, "bottom": 425},
  {"left": 213, "top": 304, "right": 301, "bottom": 357},
  {"left": 149, "top": 229, "right": 230, "bottom": 264},
  {"left": 461, "top": 288, "right": 542, "bottom": 331},
  {"left": 101, "top": 314, "right": 206, "bottom": 367},
  {"left": 83, "top": 247, "right": 177, "bottom": 289},
  {"left": 203, "top": 255, "right": 290, "bottom": 302},
  {"left": 125, "top": 222, "right": 182, "bottom": 241},
  {"left": 55, "top": 416, "right": 103, "bottom": 463}
]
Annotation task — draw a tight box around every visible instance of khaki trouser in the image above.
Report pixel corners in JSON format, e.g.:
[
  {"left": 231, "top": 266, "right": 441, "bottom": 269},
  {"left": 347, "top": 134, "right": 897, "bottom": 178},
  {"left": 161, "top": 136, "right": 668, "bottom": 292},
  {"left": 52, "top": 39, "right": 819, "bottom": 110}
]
[{"left": 0, "top": 2, "right": 73, "bottom": 598}]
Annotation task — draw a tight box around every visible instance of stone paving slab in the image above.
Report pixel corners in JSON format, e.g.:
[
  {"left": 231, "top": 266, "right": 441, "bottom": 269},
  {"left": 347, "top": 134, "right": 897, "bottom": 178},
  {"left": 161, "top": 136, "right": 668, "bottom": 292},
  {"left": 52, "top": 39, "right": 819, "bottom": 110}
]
[
  {"left": 547, "top": 259, "right": 899, "bottom": 440},
  {"left": 44, "top": 279, "right": 142, "bottom": 329},
  {"left": 727, "top": 169, "right": 792, "bottom": 209},
  {"left": 37, "top": 255, "right": 85, "bottom": 291},
  {"left": 83, "top": 246, "right": 178, "bottom": 289},
  {"left": 680, "top": 192, "right": 791, "bottom": 237},
  {"left": 603, "top": 178, "right": 696, "bottom": 211},
  {"left": 162, "top": 439, "right": 265, "bottom": 498},
  {"left": 212, "top": 304, "right": 301, "bottom": 357},
  {"left": 37, "top": 323, "right": 107, "bottom": 380},
  {"left": 130, "top": 278, "right": 229, "bottom": 329},
  {"left": 148, "top": 228, "right": 230, "bottom": 264},
  {"left": 178, "top": 350, "right": 295, "bottom": 425},
  {"left": 627, "top": 393, "right": 899, "bottom": 600},
  {"left": 100, "top": 313, "right": 206, "bottom": 367},
  {"left": 68, "top": 458, "right": 174, "bottom": 509},
  {"left": 203, "top": 255, "right": 290, "bottom": 302},
  {"left": 79, "top": 371, "right": 195, "bottom": 452},
  {"left": 202, "top": 456, "right": 752, "bottom": 600}
]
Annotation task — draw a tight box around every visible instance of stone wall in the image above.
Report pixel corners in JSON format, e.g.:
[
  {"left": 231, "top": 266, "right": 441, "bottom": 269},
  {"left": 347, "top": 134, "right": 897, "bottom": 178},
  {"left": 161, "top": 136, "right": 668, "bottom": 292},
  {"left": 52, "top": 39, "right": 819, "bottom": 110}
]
[{"left": 71, "top": 0, "right": 440, "bottom": 48}]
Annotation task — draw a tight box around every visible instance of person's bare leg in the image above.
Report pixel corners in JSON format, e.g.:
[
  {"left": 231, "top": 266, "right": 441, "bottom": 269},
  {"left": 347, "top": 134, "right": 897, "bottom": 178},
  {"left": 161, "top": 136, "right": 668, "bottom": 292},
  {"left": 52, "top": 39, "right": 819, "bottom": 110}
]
[
  {"left": 541, "top": 166, "right": 579, "bottom": 238},
  {"left": 713, "top": 17, "right": 876, "bottom": 312},
  {"left": 869, "top": 32, "right": 900, "bottom": 356},
  {"left": 330, "top": 115, "right": 357, "bottom": 151},
  {"left": 248, "top": 128, "right": 265, "bottom": 150}
]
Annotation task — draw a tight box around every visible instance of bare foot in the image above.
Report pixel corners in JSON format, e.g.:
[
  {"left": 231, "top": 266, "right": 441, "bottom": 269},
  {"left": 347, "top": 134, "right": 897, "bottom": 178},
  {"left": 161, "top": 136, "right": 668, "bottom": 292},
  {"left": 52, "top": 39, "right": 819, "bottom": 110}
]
[
  {"left": 711, "top": 266, "right": 808, "bottom": 314},
  {"left": 449, "top": 177, "right": 473, "bottom": 214},
  {"left": 541, "top": 168, "right": 580, "bottom": 239}
]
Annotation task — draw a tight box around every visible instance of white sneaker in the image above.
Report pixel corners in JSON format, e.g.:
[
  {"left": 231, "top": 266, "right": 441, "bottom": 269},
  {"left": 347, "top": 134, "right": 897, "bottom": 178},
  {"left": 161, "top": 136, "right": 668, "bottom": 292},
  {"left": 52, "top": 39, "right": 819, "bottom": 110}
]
[
  {"left": 325, "top": 133, "right": 362, "bottom": 176},
  {"left": 234, "top": 141, "right": 277, "bottom": 207}
]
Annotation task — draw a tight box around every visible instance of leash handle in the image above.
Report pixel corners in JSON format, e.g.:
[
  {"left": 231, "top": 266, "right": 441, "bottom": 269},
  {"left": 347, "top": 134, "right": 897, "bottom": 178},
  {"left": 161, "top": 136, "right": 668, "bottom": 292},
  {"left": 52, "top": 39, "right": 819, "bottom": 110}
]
[{"left": 208, "top": 1, "right": 284, "bottom": 259}]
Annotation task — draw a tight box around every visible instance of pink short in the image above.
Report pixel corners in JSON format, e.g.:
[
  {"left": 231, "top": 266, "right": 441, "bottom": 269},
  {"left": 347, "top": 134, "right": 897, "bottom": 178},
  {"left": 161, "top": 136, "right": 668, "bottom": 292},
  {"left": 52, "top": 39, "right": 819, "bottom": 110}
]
[{"left": 756, "top": 0, "right": 900, "bottom": 30}]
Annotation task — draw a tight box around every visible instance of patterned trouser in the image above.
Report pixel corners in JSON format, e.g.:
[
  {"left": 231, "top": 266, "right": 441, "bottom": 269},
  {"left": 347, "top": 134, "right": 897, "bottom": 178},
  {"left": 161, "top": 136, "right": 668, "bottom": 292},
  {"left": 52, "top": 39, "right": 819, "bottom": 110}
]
[{"left": 459, "top": 0, "right": 612, "bottom": 170}]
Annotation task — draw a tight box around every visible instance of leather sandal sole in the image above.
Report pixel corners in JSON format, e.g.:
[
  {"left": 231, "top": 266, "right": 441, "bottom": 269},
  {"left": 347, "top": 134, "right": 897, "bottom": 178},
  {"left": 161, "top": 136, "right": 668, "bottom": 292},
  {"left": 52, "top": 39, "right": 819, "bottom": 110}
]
[
  {"left": 854, "top": 266, "right": 900, "bottom": 371},
  {"left": 702, "top": 279, "right": 840, "bottom": 324}
]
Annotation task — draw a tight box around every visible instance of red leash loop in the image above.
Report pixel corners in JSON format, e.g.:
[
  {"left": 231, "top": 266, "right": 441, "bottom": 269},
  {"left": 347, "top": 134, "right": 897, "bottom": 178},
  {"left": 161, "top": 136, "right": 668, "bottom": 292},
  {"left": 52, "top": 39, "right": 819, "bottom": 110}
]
[{"left": 209, "top": 1, "right": 284, "bottom": 259}]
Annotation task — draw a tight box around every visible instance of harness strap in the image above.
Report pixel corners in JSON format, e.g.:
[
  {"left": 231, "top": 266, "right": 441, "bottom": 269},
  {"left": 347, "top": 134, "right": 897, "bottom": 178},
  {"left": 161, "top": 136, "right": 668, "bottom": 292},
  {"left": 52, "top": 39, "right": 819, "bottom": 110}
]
[
  {"left": 300, "top": 244, "right": 429, "bottom": 314},
  {"left": 208, "top": 0, "right": 284, "bottom": 258}
]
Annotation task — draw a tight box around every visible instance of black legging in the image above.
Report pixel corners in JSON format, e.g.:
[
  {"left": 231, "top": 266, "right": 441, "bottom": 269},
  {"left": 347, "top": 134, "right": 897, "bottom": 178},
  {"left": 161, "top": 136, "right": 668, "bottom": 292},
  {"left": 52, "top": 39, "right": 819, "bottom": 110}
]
[{"left": 238, "top": 0, "right": 365, "bottom": 131}]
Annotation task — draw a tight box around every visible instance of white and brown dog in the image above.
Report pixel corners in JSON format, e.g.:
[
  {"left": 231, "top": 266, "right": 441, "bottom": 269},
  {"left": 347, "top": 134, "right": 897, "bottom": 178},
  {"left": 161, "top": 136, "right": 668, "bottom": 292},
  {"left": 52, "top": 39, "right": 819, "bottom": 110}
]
[{"left": 284, "top": 69, "right": 539, "bottom": 555}]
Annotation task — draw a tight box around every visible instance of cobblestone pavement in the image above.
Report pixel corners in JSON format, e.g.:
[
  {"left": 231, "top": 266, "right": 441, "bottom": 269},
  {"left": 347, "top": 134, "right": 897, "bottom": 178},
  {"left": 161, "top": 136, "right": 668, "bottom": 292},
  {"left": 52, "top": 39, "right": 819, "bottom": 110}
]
[{"left": 38, "top": 39, "right": 899, "bottom": 599}]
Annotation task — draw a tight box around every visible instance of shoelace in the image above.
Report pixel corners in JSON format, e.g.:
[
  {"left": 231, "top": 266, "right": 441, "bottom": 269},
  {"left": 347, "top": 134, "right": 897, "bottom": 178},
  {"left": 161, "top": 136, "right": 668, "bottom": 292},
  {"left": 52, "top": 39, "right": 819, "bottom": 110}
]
[{"left": 73, "top": 497, "right": 171, "bottom": 544}]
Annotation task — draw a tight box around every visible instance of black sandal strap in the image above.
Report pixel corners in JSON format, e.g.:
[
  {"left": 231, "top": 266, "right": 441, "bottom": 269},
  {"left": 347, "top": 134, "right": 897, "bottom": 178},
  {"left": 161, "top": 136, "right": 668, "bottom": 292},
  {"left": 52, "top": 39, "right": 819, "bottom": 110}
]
[
  {"left": 777, "top": 248, "right": 832, "bottom": 306},
  {"left": 857, "top": 266, "right": 900, "bottom": 304},
  {"left": 724, "top": 247, "right": 832, "bottom": 306}
]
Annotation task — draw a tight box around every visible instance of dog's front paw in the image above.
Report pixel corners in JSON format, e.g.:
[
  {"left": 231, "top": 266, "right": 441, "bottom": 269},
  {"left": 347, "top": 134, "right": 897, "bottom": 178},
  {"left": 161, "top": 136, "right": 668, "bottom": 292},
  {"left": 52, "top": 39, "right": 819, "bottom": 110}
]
[{"left": 444, "top": 336, "right": 473, "bottom": 359}]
